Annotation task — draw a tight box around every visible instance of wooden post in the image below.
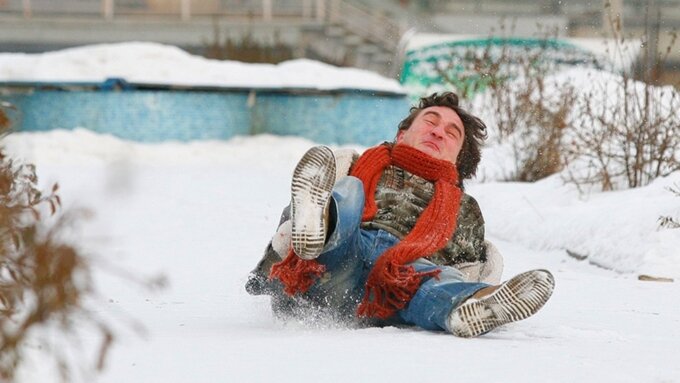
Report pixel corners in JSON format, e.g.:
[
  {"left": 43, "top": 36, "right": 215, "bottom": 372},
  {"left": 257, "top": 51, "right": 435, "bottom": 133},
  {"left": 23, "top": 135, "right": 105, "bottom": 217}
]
[
  {"left": 262, "top": 0, "right": 272, "bottom": 21},
  {"left": 22, "top": 0, "right": 31, "bottom": 19},
  {"left": 181, "top": 0, "right": 191, "bottom": 21},
  {"left": 329, "top": 0, "right": 339, "bottom": 23},
  {"left": 644, "top": 0, "right": 660, "bottom": 83},
  {"left": 602, "top": 0, "right": 624, "bottom": 36},
  {"left": 316, "top": 0, "right": 326, "bottom": 21},
  {"left": 315, "top": 0, "right": 325, "bottom": 22},
  {"left": 302, "top": 0, "right": 311, "bottom": 19},
  {"left": 102, "top": 0, "right": 114, "bottom": 20}
]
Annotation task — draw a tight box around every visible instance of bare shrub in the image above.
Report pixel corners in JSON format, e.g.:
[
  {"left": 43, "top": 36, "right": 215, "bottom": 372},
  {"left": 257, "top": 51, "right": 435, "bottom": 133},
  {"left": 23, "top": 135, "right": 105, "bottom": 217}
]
[
  {"left": 562, "top": 10, "right": 680, "bottom": 191},
  {"left": 434, "top": 26, "right": 582, "bottom": 181},
  {"left": 513, "top": 84, "right": 575, "bottom": 182},
  {"left": 0, "top": 102, "right": 112, "bottom": 381},
  {"left": 409, "top": 6, "right": 678, "bottom": 189}
]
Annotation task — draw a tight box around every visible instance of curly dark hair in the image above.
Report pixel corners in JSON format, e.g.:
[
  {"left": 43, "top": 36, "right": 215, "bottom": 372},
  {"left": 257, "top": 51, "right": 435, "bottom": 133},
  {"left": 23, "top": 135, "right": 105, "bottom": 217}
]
[{"left": 397, "top": 92, "right": 487, "bottom": 181}]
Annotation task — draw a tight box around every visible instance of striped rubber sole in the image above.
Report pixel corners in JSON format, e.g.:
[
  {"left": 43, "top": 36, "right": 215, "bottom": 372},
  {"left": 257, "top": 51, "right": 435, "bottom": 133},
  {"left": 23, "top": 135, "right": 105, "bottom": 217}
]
[
  {"left": 290, "top": 146, "right": 336, "bottom": 260},
  {"left": 448, "top": 269, "right": 555, "bottom": 338}
]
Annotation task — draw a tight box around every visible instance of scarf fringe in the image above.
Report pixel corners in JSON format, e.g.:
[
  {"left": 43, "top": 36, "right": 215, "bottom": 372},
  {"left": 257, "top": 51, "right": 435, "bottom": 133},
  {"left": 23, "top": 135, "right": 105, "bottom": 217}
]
[
  {"left": 269, "top": 248, "right": 326, "bottom": 296},
  {"left": 357, "top": 259, "right": 441, "bottom": 319}
]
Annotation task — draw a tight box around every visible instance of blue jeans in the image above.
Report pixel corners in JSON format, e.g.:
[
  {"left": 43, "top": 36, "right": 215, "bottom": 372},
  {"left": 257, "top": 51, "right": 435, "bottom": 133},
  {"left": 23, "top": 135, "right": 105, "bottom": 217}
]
[{"left": 304, "top": 176, "right": 488, "bottom": 332}]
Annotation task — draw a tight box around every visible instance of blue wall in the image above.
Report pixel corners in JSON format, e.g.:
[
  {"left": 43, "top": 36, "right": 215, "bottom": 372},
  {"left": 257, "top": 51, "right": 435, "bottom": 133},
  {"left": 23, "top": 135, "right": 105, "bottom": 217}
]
[
  {"left": 251, "top": 91, "right": 409, "bottom": 145},
  {"left": 5, "top": 90, "right": 252, "bottom": 142},
  {"left": 1, "top": 81, "right": 410, "bottom": 146}
]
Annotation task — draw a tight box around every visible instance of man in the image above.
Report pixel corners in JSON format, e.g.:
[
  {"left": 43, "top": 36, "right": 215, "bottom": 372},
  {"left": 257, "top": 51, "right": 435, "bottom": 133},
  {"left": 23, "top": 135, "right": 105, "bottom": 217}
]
[{"left": 246, "top": 92, "right": 554, "bottom": 337}]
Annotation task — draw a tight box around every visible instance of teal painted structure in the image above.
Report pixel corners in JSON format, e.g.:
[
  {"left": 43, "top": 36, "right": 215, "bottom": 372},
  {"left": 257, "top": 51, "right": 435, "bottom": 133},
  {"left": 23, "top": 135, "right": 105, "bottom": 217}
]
[
  {"left": 0, "top": 78, "right": 409, "bottom": 146},
  {"left": 251, "top": 91, "right": 408, "bottom": 145},
  {"left": 401, "top": 37, "right": 604, "bottom": 99}
]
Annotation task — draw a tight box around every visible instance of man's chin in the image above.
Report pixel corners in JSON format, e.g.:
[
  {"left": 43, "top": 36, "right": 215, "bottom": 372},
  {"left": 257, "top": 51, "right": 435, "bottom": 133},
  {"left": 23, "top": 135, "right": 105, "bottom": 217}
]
[
  {"left": 419, "top": 146, "right": 441, "bottom": 159},
  {"left": 415, "top": 145, "right": 456, "bottom": 164}
]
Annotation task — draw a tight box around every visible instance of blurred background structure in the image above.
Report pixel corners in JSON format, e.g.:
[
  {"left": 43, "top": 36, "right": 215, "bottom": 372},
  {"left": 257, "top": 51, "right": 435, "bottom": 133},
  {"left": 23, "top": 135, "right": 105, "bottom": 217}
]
[{"left": 0, "top": 0, "right": 678, "bottom": 86}]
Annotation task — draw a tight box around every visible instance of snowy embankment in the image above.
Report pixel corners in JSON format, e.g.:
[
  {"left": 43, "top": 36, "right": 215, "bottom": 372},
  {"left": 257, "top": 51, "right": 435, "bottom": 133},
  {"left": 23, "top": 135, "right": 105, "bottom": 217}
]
[
  {"left": 467, "top": 66, "right": 680, "bottom": 279},
  {"left": 469, "top": 171, "right": 680, "bottom": 278}
]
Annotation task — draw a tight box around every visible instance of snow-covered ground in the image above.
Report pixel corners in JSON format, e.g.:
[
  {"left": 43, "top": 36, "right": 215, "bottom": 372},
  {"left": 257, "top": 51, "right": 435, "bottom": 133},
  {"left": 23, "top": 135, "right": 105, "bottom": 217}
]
[
  {"left": 1, "top": 43, "right": 679, "bottom": 382},
  {"left": 4, "top": 130, "right": 679, "bottom": 383}
]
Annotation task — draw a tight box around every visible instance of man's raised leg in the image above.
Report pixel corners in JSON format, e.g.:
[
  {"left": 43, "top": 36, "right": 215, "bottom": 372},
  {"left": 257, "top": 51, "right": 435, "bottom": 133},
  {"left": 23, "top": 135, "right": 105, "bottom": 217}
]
[{"left": 290, "top": 146, "right": 336, "bottom": 260}]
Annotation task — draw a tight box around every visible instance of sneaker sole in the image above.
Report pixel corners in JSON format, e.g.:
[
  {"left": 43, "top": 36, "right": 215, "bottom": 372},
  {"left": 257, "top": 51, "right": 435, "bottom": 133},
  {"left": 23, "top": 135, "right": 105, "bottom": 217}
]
[
  {"left": 449, "top": 269, "right": 555, "bottom": 338},
  {"left": 290, "top": 146, "right": 336, "bottom": 260}
]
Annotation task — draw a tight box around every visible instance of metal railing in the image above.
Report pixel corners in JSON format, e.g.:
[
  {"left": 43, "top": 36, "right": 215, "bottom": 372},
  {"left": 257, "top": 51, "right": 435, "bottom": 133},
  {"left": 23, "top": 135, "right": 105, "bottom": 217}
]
[
  {"left": 1, "top": 0, "right": 335, "bottom": 20},
  {"left": 329, "top": 1, "right": 402, "bottom": 51},
  {"left": 0, "top": 0, "right": 405, "bottom": 70},
  {"left": 0, "top": 0, "right": 400, "bottom": 28}
]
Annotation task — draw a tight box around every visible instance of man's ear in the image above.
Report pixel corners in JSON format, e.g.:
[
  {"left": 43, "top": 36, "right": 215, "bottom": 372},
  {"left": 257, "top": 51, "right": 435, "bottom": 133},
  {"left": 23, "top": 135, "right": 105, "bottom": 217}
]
[{"left": 395, "top": 130, "right": 404, "bottom": 143}]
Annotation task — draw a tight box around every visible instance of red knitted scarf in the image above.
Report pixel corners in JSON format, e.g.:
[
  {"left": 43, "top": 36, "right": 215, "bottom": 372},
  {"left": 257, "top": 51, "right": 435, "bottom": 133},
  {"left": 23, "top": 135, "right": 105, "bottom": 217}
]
[{"left": 270, "top": 143, "right": 462, "bottom": 319}]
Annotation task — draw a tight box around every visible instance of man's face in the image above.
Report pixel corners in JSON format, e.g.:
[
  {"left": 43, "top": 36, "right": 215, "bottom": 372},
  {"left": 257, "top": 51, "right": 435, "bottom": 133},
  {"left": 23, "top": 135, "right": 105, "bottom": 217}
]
[{"left": 396, "top": 106, "right": 465, "bottom": 164}]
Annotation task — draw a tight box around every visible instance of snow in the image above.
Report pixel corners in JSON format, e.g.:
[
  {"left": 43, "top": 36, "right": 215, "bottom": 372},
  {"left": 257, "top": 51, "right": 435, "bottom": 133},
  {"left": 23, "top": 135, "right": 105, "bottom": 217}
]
[
  {"left": 1, "top": 44, "right": 679, "bottom": 382},
  {"left": 3, "top": 130, "right": 679, "bottom": 383},
  {"left": 0, "top": 42, "right": 404, "bottom": 93},
  {"left": 471, "top": 172, "right": 680, "bottom": 277}
]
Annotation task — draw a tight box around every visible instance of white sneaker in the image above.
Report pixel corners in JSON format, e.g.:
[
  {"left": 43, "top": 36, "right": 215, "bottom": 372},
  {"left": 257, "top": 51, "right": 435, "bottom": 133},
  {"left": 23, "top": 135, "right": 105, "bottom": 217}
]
[
  {"left": 290, "top": 146, "right": 336, "bottom": 260},
  {"left": 448, "top": 269, "right": 555, "bottom": 337}
]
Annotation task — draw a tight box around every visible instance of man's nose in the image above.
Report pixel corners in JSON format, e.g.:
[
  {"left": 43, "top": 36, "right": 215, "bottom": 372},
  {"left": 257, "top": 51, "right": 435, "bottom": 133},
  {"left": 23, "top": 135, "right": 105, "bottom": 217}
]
[{"left": 430, "top": 124, "right": 445, "bottom": 139}]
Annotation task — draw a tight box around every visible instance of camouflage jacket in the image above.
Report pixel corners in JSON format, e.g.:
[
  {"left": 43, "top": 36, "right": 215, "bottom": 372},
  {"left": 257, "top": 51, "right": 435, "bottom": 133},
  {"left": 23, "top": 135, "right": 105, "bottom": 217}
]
[
  {"left": 361, "top": 164, "right": 486, "bottom": 266},
  {"left": 246, "top": 150, "right": 487, "bottom": 299}
]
